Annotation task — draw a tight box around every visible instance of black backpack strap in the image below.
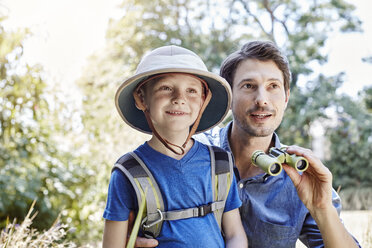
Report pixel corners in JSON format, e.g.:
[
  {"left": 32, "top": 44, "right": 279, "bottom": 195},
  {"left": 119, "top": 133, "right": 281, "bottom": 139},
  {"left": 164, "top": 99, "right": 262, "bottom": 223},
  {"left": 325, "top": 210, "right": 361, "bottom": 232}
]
[{"left": 208, "top": 145, "right": 234, "bottom": 230}]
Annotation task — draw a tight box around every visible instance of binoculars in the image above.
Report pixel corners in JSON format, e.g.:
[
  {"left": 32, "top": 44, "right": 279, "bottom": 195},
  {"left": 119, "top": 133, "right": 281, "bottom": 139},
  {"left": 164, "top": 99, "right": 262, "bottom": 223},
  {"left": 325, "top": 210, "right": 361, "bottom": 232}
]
[{"left": 251, "top": 147, "right": 309, "bottom": 176}]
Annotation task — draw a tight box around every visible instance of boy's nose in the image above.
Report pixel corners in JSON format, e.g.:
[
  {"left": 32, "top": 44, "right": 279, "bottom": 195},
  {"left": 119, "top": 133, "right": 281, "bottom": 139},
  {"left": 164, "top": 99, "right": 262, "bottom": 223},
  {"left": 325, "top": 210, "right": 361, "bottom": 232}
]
[{"left": 172, "top": 90, "right": 186, "bottom": 105}]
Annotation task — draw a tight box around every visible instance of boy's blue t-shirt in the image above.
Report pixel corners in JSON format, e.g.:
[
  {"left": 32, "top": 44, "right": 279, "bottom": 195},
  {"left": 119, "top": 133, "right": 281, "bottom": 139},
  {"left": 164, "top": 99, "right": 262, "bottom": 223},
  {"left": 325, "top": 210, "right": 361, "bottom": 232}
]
[{"left": 103, "top": 140, "right": 242, "bottom": 247}]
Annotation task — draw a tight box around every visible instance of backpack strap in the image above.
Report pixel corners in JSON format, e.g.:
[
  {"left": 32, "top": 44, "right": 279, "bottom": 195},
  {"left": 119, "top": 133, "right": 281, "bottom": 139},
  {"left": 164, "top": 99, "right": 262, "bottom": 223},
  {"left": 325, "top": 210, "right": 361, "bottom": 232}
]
[
  {"left": 113, "top": 152, "right": 165, "bottom": 238},
  {"left": 208, "top": 145, "right": 234, "bottom": 230},
  {"left": 112, "top": 146, "right": 233, "bottom": 238}
]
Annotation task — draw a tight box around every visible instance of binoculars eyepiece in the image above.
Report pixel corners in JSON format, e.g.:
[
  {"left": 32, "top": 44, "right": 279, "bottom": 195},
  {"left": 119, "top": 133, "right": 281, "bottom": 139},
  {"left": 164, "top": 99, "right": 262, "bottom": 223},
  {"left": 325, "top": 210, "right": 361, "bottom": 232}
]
[{"left": 251, "top": 147, "right": 308, "bottom": 176}]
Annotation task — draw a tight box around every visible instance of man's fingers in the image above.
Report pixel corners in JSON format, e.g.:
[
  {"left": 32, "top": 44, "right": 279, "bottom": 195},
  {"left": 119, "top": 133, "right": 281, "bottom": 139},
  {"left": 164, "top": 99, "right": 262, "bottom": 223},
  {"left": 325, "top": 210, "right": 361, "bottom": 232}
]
[
  {"left": 286, "top": 145, "right": 332, "bottom": 181},
  {"left": 135, "top": 237, "right": 159, "bottom": 247},
  {"left": 282, "top": 164, "right": 301, "bottom": 187}
]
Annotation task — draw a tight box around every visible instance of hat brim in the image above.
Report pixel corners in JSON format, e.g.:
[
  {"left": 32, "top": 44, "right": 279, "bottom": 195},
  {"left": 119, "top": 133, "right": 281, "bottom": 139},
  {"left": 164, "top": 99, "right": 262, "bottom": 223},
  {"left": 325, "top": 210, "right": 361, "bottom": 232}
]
[{"left": 115, "top": 68, "right": 231, "bottom": 134}]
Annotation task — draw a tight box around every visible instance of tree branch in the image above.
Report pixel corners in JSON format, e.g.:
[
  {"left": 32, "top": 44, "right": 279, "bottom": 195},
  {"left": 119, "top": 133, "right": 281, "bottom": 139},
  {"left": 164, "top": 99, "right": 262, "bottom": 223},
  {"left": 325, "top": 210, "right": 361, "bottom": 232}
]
[{"left": 237, "top": 0, "right": 271, "bottom": 39}]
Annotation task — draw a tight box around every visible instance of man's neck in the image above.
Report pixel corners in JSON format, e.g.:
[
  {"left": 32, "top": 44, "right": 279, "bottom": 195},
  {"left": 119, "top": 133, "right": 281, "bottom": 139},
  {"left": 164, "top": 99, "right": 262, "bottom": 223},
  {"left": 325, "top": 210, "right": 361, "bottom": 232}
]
[{"left": 229, "top": 123, "right": 274, "bottom": 179}]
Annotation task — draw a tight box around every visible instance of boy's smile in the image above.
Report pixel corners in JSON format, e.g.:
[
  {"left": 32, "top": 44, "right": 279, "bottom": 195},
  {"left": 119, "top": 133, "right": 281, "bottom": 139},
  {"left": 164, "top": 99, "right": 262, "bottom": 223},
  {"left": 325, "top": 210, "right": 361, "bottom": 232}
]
[{"left": 142, "top": 74, "right": 205, "bottom": 136}]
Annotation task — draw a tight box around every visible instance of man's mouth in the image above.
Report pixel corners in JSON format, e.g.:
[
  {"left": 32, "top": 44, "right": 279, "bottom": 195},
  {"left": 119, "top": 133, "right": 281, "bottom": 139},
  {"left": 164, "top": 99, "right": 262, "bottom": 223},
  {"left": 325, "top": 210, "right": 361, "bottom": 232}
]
[{"left": 251, "top": 113, "right": 272, "bottom": 119}]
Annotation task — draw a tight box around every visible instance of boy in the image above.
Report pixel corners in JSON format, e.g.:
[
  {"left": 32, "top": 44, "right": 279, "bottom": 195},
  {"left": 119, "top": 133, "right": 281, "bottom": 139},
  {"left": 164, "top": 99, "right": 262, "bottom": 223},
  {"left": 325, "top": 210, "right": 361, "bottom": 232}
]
[{"left": 102, "top": 45, "right": 247, "bottom": 247}]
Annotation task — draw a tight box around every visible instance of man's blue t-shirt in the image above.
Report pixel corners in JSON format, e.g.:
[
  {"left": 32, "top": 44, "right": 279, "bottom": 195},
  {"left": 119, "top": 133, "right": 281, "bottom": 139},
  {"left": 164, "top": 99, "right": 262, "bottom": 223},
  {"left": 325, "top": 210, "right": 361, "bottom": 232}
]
[{"left": 103, "top": 140, "right": 241, "bottom": 247}]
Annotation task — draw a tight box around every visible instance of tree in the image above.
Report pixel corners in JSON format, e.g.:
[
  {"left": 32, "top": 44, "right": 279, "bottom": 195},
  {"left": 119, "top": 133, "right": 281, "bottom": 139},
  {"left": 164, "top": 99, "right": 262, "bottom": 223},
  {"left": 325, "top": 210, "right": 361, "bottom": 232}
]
[
  {"left": 0, "top": 17, "right": 87, "bottom": 239},
  {"left": 325, "top": 93, "right": 372, "bottom": 198},
  {"left": 360, "top": 85, "right": 372, "bottom": 112}
]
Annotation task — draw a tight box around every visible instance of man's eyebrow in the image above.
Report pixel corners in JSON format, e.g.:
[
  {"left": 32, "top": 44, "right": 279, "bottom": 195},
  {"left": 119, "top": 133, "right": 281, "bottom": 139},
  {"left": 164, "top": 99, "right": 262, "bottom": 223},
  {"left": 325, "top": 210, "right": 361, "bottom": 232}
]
[
  {"left": 268, "top": 78, "right": 282, "bottom": 81},
  {"left": 237, "top": 78, "right": 255, "bottom": 85},
  {"left": 267, "top": 78, "right": 284, "bottom": 84}
]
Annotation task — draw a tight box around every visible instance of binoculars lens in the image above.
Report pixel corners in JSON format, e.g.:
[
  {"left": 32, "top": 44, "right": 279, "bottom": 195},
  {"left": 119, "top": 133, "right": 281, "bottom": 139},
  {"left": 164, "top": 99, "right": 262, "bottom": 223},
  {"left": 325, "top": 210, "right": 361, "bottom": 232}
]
[
  {"left": 270, "top": 163, "right": 281, "bottom": 175},
  {"left": 296, "top": 160, "right": 307, "bottom": 171}
]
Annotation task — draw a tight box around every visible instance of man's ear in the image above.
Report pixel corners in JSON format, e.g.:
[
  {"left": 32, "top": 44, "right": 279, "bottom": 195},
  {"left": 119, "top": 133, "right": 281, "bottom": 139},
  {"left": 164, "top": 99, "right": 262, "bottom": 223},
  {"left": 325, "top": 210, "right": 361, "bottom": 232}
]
[{"left": 284, "top": 89, "right": 290, "bottom": 110}]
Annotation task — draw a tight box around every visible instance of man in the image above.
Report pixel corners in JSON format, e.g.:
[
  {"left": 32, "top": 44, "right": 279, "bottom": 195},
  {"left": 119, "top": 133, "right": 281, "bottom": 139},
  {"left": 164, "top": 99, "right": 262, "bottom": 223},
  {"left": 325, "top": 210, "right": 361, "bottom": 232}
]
[{"left": 131, "top": 41, "right": 360, "bottom": 247}]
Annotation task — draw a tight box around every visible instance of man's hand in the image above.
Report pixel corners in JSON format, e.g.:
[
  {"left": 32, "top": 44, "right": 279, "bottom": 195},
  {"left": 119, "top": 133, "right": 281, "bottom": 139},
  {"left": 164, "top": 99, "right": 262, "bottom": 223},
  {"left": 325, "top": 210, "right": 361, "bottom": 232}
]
[
  {"left": 282, "top": 145, "right": 359, "bottom": 248},
  {"left": 127, "top": 211, "right": 159, "bottom": 247},
  {"left": 281, "top": 145, "right": 333, "bottom": 213}
]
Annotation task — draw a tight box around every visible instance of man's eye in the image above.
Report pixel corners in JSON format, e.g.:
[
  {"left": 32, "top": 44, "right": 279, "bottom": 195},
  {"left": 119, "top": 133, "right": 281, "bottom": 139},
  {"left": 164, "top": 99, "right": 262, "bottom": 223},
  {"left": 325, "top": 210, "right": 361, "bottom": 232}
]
[{"left": 243, "top": 84, "right": 253, "bottom": 89}]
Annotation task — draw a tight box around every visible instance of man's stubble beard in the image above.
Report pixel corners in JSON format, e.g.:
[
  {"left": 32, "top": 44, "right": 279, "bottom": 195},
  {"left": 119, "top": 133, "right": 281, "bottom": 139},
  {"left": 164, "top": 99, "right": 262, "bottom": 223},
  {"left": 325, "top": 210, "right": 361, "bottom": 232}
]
[{"left": 232, "top": 112, "right": 280, "bottom": 138}]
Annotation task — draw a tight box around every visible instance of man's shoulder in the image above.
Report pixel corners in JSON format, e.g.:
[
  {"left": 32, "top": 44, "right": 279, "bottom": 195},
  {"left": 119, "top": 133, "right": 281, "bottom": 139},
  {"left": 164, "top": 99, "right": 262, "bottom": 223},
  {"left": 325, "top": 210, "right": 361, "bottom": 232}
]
[
  {"left": 194, "top": 122, "right": 231, "bottom": 147},
  {"left": 194, "top": 126, "right": 221, "bottom": 146}
]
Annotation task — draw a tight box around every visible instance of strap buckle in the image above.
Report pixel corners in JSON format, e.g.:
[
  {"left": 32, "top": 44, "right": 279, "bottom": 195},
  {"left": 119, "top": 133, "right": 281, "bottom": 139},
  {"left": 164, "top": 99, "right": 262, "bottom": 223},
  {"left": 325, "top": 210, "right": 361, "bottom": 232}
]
[
  {"left": 142, "top": 209, "right": 164, "bottom": 229},
  {"left": 198, "top": 204, "right": 212, "bottom": 217}
]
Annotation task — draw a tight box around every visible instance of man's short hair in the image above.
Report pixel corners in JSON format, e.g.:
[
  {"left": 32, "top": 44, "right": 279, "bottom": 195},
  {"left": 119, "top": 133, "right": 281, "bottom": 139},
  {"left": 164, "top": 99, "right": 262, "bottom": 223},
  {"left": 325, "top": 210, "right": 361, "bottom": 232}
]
[{"left": 220, "top": 40, "right": 291, "bottom": 92}]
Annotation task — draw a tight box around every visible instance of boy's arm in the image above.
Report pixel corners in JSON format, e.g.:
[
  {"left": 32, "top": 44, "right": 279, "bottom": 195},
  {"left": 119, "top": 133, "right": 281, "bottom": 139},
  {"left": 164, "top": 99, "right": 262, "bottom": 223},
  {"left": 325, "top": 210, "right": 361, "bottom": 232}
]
[
  {"left": 127, "top": 211, "right": 159, "bottom": 247},
  {"left": 222, "top": 208, "right": 248, "bottom": 248},
  {"left": 283, "top": 145, "right": 359, "bottom": 248},
  {"left": 102, "top": 220, "right": 128, "bottom": 248}
]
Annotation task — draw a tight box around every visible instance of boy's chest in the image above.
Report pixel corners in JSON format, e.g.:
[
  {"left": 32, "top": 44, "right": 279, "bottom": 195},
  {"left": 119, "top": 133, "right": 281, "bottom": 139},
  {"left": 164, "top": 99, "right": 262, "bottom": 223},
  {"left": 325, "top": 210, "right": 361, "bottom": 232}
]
[{"left": 147, "top": 158, "right": 213, "bottom": 210}]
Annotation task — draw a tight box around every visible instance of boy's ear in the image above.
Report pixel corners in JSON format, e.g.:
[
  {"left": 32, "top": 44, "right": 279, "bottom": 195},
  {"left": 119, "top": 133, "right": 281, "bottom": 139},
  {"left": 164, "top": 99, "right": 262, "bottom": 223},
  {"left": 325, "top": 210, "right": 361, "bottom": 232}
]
[{"left": 134, "top": 88, "right": 146, "bottom": 110}]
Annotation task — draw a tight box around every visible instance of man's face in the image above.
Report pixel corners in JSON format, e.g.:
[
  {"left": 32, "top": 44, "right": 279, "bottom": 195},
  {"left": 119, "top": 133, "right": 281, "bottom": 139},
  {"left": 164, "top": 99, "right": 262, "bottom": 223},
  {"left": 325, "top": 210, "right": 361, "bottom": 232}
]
[{"left": 231, "top": 59, "right": 289, "bottom": 137}]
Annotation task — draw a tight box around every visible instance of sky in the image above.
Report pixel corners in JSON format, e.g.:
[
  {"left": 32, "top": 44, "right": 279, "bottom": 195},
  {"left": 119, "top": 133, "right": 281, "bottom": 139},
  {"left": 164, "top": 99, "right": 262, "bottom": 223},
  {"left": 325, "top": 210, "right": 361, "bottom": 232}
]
[{"left": 1, "top": 0, "right": 371, "bottom": 98}]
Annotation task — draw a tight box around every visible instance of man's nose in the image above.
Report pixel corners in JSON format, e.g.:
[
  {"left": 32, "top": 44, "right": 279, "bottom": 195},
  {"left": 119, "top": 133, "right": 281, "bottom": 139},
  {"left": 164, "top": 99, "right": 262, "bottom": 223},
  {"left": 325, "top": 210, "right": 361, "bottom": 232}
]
[{"left": 254, "top": 88, "right": 268, "bottom": 106}]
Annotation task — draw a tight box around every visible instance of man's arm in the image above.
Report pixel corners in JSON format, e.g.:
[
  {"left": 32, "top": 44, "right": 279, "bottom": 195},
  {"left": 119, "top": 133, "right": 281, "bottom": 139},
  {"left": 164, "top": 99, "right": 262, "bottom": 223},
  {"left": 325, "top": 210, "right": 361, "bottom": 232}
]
[
  {"left": 222, "top": 208, "right": 248, "bottom": 248},
  {"left": 283, "top": 145, "right": 359, "bottom": 248},
  {"left": 102, "top": 220, "right": 128, "bottom": 248}
]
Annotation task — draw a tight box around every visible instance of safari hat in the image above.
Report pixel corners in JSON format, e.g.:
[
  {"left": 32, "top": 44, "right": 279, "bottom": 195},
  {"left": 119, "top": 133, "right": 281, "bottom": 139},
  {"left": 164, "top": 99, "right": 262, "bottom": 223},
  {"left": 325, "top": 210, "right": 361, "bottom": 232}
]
[{"left": 115, "top": 45, "right": 231, "bottom": 135}]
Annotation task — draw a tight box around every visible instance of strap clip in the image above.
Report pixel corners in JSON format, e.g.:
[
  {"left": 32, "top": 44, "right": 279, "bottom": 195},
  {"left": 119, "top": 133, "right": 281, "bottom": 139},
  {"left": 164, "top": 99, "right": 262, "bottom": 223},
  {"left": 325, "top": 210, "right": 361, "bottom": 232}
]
[
  {"left": 142, "top": 209, "right": 164, "bottom": 229},
  {"left": 198, "top": 204, "right": 212, "bottom": 217}
]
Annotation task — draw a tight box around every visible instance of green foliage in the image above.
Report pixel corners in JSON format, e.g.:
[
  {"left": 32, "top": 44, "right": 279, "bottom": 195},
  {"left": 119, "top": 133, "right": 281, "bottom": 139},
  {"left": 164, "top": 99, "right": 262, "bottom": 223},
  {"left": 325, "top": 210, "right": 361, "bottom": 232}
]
[
  {"left": 325, "top": 95, "right": 372, "bottom": 189},
  {"left": 0, "top": 18, "right": 87, "bottom": 242},
  {"left": 360, "top": 85, "right": 372, "bottom": 112},
  {"left": 362, "top": 56, "right": 372, "bottom": 64},
  {"left": 278, "top": 73, "right": 344, "bottom": 147},
  {"left": 0, "top": 23, "right": 54, "bottom": 229},
  {"left": 227, "top": 0, "right": 361, "bottom": 87}
]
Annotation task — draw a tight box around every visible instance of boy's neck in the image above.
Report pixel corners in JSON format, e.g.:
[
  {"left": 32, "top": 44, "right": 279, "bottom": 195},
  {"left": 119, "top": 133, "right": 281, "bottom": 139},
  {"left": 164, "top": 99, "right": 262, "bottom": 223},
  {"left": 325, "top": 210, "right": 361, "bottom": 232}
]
[{"left": 148, "top": 134, "right": 194, "bottom": 160}]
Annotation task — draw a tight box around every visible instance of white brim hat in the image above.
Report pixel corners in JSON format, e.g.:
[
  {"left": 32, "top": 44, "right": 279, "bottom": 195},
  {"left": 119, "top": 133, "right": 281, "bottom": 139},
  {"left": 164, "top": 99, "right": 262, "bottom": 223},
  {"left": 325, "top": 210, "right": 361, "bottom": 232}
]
[{"left": 115, "top": 45, "right": 231, "bottom": 134}]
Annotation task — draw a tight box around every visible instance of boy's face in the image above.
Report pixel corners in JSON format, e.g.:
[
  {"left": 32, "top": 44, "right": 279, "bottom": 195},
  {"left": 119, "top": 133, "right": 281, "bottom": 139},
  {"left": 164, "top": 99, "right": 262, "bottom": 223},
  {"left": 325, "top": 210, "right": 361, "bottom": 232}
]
[
  {"left": 231, "top": 58, "right": 290, "bottom": 137},
  {"left": 141, "top": 74, "right": 205, "bottom": 134}
]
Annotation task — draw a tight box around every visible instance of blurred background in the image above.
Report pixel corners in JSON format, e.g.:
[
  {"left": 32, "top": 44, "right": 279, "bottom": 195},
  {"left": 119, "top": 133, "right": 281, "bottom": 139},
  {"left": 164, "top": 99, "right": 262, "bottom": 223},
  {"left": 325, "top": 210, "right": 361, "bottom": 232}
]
[{"left": 0, "top": 0, "right": 371, "bottom": 246}]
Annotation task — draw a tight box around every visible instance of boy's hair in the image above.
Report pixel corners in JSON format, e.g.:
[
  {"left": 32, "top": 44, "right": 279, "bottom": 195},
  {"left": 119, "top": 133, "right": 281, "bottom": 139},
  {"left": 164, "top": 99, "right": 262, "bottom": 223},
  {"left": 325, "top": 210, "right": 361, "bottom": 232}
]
[{"left": 220, "top": 41, "right": 291, "bottom": 92}]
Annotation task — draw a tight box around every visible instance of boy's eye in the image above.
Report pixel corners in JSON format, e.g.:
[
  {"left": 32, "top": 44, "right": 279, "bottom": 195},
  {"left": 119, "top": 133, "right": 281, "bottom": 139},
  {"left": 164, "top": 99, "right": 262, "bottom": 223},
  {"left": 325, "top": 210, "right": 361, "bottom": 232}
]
[
  {"left": 159, "top": 86, "right": 172, "bottom": 91},
  {"left": 187, "top": 88, "right": 198, "bottom": 93}
]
